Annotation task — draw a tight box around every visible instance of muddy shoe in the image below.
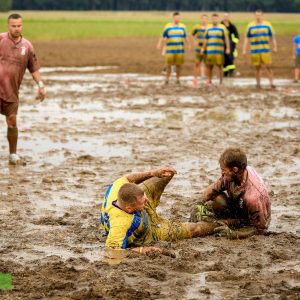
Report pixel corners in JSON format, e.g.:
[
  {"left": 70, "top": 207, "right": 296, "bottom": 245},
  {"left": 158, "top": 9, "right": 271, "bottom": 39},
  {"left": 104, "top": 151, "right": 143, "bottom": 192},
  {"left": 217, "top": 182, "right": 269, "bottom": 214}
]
[
  {"left": 9, "top": 154, "right": 20, "bottom": 165},
  {"left": 190, "top": 203, "right": 215, "bottom": 222},
  {"left": 9, "top": 154, "right": 26, "bottom": 166}
]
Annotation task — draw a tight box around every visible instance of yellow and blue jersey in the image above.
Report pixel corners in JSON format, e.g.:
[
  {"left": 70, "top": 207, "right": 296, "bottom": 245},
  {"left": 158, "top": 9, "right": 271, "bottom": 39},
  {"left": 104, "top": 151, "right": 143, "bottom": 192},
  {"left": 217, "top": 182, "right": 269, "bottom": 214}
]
[
  {"left": 205, "top": 24, "right": 228, "bottom": 55},
  {"left": 246, "top": 21, "right": 274, "bottom": 54},
  {"left": 162, "top": 22, "right": 187, "bottom": 54},
  {"left": 192, "top": 24, "right": 210, "bottom": 53},
  {"left": 100, "top": 177, "right": 150, "bottom": 249}
]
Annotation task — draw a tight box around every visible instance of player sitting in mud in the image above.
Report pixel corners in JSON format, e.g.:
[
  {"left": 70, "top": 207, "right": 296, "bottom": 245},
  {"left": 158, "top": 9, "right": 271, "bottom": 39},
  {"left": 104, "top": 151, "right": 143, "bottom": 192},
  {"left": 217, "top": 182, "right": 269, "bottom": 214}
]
[
  {"left": 101, "top": 166, "right": 222, "bottom": 255},
  {"left": 191, "top": 147, "right": 271, "bottom": 239}
]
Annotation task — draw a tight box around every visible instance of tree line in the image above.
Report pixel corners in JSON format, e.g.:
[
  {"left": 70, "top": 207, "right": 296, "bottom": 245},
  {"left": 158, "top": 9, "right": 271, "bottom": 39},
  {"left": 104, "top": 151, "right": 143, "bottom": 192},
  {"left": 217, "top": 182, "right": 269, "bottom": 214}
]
[{"left": 1, "top": 0, "right": 300, "bottom": 12}]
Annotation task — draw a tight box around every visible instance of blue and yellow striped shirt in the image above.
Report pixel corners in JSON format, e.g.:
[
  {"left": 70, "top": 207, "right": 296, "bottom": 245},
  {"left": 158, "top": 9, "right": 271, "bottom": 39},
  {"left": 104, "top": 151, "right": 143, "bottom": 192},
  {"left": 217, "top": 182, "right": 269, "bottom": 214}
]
[
  {"left": 162, "top": 22, "right": 187, "bottom": 54},
  {"left": 205, "top": 25, "right": 228, "bottom": 55},
  {"left": 192, "top": 24, "right": 211, "bottom": 53},
  {"left": 100, "top": 177, "right": 150, "bottom": 249},
  {"left": 246, "top": 21, "right": 274, "bottom": 54}
]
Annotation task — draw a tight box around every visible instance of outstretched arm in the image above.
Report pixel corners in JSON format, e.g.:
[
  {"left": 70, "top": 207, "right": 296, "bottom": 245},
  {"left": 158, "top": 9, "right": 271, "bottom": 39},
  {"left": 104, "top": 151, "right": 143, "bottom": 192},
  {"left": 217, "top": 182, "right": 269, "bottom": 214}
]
[{"left": 125, "top": 166, "right": 177, "bottom": 184}]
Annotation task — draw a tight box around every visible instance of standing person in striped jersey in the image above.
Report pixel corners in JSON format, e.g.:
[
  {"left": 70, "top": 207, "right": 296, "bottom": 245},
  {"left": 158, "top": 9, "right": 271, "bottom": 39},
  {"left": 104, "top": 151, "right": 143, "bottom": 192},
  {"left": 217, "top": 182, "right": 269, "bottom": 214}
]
[
  {"left": 157, "top": 12, "right": 190, "bottom": 85},
  {"left": 190, "top": 14, "right": 210, "bottom": 87},
  {"left": 242, "top": 9, "right": 277, "bottom": 89},
  {"left": 201, "top": 13, "right": 230, "bottom": 87}
]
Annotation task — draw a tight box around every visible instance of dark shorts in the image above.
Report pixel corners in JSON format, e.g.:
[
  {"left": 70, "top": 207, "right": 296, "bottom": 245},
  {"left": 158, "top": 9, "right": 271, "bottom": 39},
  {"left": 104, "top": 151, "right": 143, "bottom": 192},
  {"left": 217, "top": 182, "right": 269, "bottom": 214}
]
[{"left": 0, "top": 99, "right": 19, "bottom": 116}]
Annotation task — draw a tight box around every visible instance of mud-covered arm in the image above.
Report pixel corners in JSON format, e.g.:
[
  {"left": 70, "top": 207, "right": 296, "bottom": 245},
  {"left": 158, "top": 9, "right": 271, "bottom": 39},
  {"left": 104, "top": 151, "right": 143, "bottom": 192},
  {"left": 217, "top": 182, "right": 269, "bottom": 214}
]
[
  {"left": 125, "top": 166, "right": 176, "bottom": 184},
  {"left": 242, "top": 36, "right": 249, "bottom": 55},
  {"left": 202, "top": 176, "right": 226, "bottom": 202}
]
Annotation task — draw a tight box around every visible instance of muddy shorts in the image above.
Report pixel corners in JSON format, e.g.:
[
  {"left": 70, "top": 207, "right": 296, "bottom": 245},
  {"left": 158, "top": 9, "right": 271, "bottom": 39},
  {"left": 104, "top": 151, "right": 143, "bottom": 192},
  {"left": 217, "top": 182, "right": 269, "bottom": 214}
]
[
  {"left": 139, "top": 177, "right": 190, "bottom": 243},
  {"left": 295, "top": 55, "right": 300, "bottom": 67},
  {"left": 251, "top": 52, "right": 272, "bottom": 66},
  {"left": 0, "top": 99, "right": 19, "bottom": 116},
  {"left": 205, "top": 54, "right": 224, "bottom": 66},
  {"left": 166, "top": 53, "right": 184, "bottom": 66}
]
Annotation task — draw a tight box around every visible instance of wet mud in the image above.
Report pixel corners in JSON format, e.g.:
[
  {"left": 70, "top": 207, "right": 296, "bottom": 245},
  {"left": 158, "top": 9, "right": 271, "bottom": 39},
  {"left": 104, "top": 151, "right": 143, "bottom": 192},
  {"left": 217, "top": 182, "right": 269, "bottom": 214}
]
[{"left": 0, "top": 67, "right": 300, "bottom": 299}]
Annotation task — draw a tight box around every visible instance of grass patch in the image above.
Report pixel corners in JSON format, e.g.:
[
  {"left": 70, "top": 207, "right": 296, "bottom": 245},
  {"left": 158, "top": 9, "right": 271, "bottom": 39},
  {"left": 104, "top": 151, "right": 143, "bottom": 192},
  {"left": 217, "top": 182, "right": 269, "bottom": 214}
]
[{"left": 0, "top": 11, "right": 299, "bottom": 40}]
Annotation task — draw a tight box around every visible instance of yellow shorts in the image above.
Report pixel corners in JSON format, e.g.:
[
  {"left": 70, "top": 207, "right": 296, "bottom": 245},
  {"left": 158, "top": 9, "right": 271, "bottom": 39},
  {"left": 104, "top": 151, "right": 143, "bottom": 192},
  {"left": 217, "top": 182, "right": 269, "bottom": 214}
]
[
  {"left": 205, "top": 54, "right": 224, "bottom": 66},
  {"left": 166, "top": 53, "right": 184, "bottom": 66},
  {"left": 251, "top": 52, "right": 272, "bottom": 66},
  {"left": 139, "top": 177, "right": 190, "bottom": 244}
]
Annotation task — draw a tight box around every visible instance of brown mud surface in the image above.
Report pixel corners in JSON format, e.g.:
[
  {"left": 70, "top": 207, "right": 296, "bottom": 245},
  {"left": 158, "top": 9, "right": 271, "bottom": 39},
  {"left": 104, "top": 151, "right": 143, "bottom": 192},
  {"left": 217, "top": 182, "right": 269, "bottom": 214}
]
[
  {"left": 1, "top": 64, "right": 300, "bottom": 299},
  {"left": 34, "top": 35, "right": 294, "bottom": 78}
]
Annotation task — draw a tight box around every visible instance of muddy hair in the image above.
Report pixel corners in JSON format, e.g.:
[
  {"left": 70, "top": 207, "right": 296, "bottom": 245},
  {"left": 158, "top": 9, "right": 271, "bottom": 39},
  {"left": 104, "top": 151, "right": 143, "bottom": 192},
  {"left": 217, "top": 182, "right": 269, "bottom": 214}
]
[
  {"left": 219, "top": 148, "right": 247, "bottom": 171},
  {"left": 173, "top": 12, "right": 180, "bottom": 16},
  {"left": 118, "top": 183, "right": 144, "bottom": 205},
  {"left": 212, "top": 13, "right": 219, "bottom": 17},
  {"left": 8, "top": 13, "right": 22, "bottom": 21}
]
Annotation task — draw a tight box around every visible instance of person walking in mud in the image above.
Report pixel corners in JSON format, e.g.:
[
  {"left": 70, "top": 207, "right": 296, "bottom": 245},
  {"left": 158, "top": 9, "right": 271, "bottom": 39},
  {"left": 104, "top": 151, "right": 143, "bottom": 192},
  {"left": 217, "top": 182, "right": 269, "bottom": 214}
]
[
  {"left": 101, "top": 166, "right": 223, "bottom": 255},
  {"left": 201, "top": 13, "right": 230, "bottom": 87},
  {"left": 157, "top": 12, "right": 190, "bottom": 85},
  {"left": 242, "top": 9, "right": 277, "bottom": 89},
  {"left": 191, "top": 148, "right": 271, "bottom": 239},
  {"left": 0, "top": 13, "right": 45, "bottom": 165}
]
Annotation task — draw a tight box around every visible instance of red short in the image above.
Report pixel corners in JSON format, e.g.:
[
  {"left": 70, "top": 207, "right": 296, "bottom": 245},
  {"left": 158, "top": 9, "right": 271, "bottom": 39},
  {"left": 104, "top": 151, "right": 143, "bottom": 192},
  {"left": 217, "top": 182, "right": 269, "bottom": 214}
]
[{"left": 0, "top": 99, "right": 19, "bottom": 116}]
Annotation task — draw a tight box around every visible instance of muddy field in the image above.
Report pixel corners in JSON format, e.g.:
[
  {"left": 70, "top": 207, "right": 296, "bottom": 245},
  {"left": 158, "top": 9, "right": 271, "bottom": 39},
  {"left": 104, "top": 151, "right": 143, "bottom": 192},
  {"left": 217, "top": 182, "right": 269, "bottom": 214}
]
[
  {"left": 0, "top": 62, "right": 300, "bottom": 300},
  {"left": 34, "top": 35, "right": 295, "bottom": 78}
]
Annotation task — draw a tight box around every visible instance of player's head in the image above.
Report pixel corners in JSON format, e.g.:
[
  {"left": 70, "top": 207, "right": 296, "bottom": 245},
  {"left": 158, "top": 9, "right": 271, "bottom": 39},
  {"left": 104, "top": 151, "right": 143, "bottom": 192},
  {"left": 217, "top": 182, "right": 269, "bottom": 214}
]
[
  {"left": 223, "top": 12, "right": 230, "bottom": 22},
  {"left": 211, "top": 13, "right": 219, "bottom": 26},
  {"left": 255, "top": 9, "right": 263, "bottom": 23},
  {"left": 219, "top": 148, "right": 247, "bottom": 182},
  {"left": 201, "top": 14, "right": 208, "bottom": 25},
  {"left": 173, "top": 11, "right": 181, "bottom": 24},
  {"left": 118, "top": 183, "right": 148, "bottom": 213},
  {"left": 7, "top": 13, "right": 23, "bottom": 39}
]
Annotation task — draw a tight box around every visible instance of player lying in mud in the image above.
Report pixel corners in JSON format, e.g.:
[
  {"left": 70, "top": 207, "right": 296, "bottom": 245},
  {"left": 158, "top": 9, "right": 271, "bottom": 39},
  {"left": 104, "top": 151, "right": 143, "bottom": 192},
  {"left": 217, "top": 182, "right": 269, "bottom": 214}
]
[
  {"left": 100, "top": 148, "right": 270, "bottom": 255},
  {"left": 100, "top": 166, "right": 228, "bottom": 256},
  {"left": 191, "top": 147, "right": 271, "bottom": 239}
]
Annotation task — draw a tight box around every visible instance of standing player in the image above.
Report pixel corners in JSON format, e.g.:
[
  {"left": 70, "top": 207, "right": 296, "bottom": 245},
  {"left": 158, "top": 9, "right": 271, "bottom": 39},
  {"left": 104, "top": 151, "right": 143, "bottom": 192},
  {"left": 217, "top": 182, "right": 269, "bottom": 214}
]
[
  {"left": 0, "top": 13, "right": 45, "bottom": 165},
  {"left": 190, "top": 14, "right": 209, "bottom": 87},
  {"left": 242, "top": 9, "right": 277, "bottom": 89},
  {"left": 157, "top": 12, "right": 190, "bottom": 85},
  {"left": 293, "top": 28, "right": 300, "bottom": 83},
  {"left": 221, "top": 12, "right": 239, "bottom": 77},
  {"left": 201, "top": 14, "right": 230, "bottom": 87}
]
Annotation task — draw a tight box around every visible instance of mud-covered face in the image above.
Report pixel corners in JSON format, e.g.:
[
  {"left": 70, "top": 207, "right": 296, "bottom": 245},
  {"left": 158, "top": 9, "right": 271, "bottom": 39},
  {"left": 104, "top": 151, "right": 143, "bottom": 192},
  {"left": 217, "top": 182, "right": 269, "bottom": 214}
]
[
  {"left": 220, "top": 161, "right": 237, "bottom": 182},
  {"left": 128, "top": 193, "right": 148, "bottom": 212},
  {"left": 8, "top": 18, "right": 23, "bottom": 40}
]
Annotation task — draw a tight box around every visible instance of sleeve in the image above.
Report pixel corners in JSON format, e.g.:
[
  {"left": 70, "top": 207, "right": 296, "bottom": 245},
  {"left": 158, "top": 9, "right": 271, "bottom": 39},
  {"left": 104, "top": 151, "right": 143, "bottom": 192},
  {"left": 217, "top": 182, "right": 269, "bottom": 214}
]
[
  {"left": 183, "top": 27, "right": 187, "bottom": 38},
  {"left": 27, "top": 44, "right": 40, "bottom": 73},
  {"left": 191, "top": 25, "right": 197, "bottom": 36},
  {"left": 246, "top": 24, "right": 251, "bottom": 38},
  {"left": 105, "top": 217, "right": 133, "bottom": 249},
  {"left": 268, "top": 22, "right": 275, "bottom": 37},
  {"left": 233, "top": 24, "right": 239, "bottom": 39},
  {"left": 162, "top": 24, "right": 169, "bottom": 38}
]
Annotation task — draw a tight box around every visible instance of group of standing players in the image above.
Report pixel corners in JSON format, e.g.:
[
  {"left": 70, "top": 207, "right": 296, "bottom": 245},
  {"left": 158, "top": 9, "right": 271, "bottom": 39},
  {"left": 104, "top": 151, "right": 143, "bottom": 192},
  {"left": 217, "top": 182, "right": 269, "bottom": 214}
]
[{"left": 157, "top": 10, "right": 278, "bottom": 88}]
